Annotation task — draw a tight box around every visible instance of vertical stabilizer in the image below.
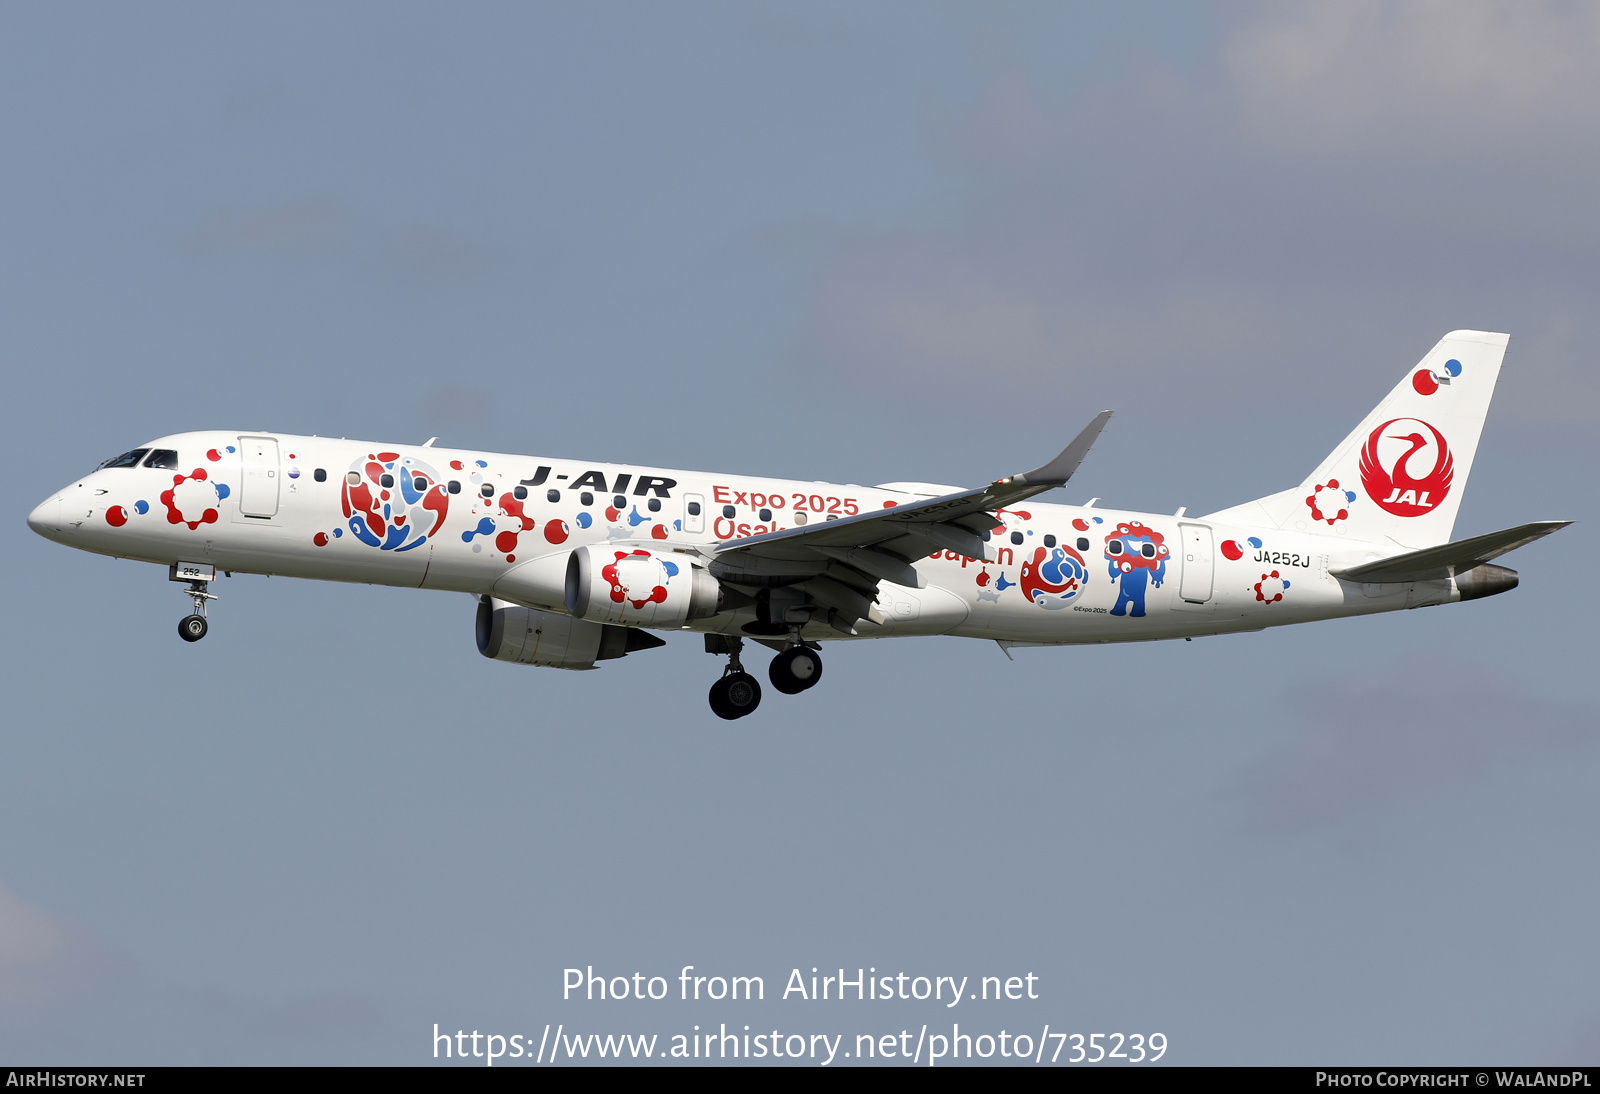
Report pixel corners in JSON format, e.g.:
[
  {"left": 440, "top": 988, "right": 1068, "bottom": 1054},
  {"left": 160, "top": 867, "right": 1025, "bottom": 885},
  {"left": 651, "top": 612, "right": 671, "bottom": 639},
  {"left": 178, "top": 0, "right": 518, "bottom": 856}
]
[{"left": 1204, "top": 331, "right": 1508, "bottom": 549}]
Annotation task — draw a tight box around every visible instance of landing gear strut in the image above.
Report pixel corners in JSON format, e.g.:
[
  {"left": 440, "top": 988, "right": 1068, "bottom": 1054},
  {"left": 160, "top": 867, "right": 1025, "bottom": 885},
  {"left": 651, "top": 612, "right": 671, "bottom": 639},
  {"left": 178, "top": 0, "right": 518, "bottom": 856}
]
[
  {"left": 176, "top": 579, "right": 217, "bottom": 643},
  {"left": 706, "top": 635, "right": 761, "bottom": 720}
]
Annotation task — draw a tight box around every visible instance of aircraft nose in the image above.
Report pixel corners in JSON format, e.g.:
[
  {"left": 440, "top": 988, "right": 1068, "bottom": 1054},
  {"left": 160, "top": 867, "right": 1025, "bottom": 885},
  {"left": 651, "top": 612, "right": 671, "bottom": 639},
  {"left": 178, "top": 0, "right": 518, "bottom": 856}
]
[{"left": 27, "top": 495, "right": 62, "bottom": 539}]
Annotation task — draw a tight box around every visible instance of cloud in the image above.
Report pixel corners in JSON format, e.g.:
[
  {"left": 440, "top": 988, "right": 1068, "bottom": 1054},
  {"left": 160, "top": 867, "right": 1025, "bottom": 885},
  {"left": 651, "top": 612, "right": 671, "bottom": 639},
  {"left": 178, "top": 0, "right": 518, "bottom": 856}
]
[
  {"left": 791, "top": 10, "right": 1600, "bottom": 422},
  {"left": 1235, "top": 666, "right": 1598, "bottom": 831},
  {"left": 0, "top": 883, "right": 128, "bottom": 1016},
  {"left": 1498, "top": 315, "right": 1600, "bottom": 423},
  {"left": 185, "top": 200, "right": 498, "bottom": 278},
  {"left": 1227, "top": 0, "right": 1600, "bottom": 157},
  {"left": 0, "top": 883, "right": 380, "bottom": 1060},
  {"left": 417, "top": 384, "right": 494, "bottom": 429},
  {"left": 1552, "top": 1015, "right": 1600, "bottom": 1065},
  {"left": 187, "top": 200, "right": 351, "bottom": 255},
  {"left": 185, "top": 985, "right": 383, "bottom": 1043}
]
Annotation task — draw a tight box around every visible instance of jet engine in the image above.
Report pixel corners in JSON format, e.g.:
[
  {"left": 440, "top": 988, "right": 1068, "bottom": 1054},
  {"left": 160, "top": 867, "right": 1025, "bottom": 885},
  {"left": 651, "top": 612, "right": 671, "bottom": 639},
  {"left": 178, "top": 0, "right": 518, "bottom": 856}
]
[
  {"left": 476, "top": 596, "right": 664, "bottom": 670},
  {"left": 565, "top": 545, "right": 722, "bottom": 627}
]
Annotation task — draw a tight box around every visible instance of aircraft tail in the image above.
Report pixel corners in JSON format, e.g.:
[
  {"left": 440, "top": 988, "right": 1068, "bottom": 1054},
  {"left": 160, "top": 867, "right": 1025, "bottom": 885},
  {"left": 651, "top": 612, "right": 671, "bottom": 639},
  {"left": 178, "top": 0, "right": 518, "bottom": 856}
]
[{"left": 1204, "top": 331, "right": 1509, "bottom": 549}]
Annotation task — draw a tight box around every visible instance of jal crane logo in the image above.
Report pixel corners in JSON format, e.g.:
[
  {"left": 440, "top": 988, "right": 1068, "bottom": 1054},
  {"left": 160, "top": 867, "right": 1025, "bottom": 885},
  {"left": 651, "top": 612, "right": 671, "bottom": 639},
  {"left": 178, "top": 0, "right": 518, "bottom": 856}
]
[{"left": 1358, "top": 418, "right": 1454, "bottom": 518}]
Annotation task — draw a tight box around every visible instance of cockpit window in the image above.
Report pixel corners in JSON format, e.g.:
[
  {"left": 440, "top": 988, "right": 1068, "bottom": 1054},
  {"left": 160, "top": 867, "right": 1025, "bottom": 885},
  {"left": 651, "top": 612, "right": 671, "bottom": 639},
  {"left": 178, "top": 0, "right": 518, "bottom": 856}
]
[
  {"left": 97, "top": 449, "right": 149, "bottom": 470},
  {"left": 143, "top": 449, "right": 179, "bottom": 470}
]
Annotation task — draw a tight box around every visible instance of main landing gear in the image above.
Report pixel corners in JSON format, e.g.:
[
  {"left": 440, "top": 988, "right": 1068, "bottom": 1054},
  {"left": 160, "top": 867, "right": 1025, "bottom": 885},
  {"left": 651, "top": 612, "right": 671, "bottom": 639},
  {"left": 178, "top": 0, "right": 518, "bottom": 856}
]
[
  {"left": 705, "top": 633, "right": 824, "bottom": 718},
  {"left": 706, "top": 635, "right": 762, "bottom": 720},
  {"left": 176, "top": 578, "right": 217, "bottom": 643},
  {"left": 768, "top": 643, "right": 822, "bottom": 695}
]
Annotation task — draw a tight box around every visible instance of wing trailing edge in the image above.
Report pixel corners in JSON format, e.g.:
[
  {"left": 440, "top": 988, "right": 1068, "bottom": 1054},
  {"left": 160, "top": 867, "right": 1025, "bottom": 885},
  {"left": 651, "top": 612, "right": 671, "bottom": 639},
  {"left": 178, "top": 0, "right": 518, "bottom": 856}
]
[{"left": 711, "top": 413, "right": 1114, "bottom": 631}]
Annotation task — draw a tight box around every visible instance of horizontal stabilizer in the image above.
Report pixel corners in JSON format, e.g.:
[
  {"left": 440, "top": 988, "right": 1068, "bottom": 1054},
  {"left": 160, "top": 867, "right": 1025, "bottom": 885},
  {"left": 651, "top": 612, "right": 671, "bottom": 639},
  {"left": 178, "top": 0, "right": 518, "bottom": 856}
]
[{"left": 1331, "top": 520, "right": 1571, "bottom": 582}]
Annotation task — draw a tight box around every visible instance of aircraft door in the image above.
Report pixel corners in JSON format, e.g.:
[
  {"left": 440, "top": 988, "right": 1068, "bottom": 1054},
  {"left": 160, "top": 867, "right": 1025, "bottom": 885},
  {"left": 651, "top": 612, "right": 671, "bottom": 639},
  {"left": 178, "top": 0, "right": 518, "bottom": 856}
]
[
  {"left": 1178, "top": 522, "right": 1214, "bottom": 603},
  {"left": 683, "top": 492, "right": 705, "bottom": 535},
  {"left": 238, "top": 436, "right": 280, "bottom": 518}
]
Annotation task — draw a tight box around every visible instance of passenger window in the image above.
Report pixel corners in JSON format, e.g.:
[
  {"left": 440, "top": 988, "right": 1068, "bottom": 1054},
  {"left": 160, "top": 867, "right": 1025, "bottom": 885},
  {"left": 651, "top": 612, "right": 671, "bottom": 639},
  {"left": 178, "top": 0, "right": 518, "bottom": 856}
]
[
  {"left": 448, "top": 480, "right": 461, "bottom": 494},
  {"left": 723, "top": 505, "right": 736, "bottom": 518},
  {"left": 347, "top": 471, "right": 362, "bottom": 486},
  {"left": 647, "top": 498, "right": 661, "bottom": 512},
  {"left": 513, "top": 485, "right": 527, "bottom": 500},
  {"left": 381, "top": 474, "right": 395, "bottom": 488},
  {"left": 1044, "top": 534, "right": 1056, "bottom": 548},
  {"left": 687, "top": 501, "right": 701, "bottom": 516},
  {"left": 98, "top": 449, "right": 149, "bottom": 470},
  {"left": 143, "top": 449, "right": 179, "bottom": 470},
  {"left": 580, "top": 492, "right": 594, "bottom": 506},
  {"left": 1142, "top": 543, "right": 1156, "bottom": 558},
  {"left": 480, "top": 483, "right": 494, "bottom": 498},
  {"left": 1010, "top": 532, "right": 1024, "bottom": 545},
  {"left": 1108, "top": 540, "right": 1123, "bottom": 555},
  {"left": 547, "top": 489, "right": 560, "bottom": 503},
  {"left": 758, "top": 508, "right": 772, "bottom": 522},
  {"left": 614, "top": 495, "right": 626, "bottom": 508},
  {"left": 1076, "top": 537, "right": 1090, "bottom": 552},
  {"left": 412, "top": 476, "right": 428, "bottom": 491},
  {"left": 314, "top": 468, "right": 327, "bottom": 483},
  {"left": 981, "top": 530, "right": 991, "bottom": 541}
]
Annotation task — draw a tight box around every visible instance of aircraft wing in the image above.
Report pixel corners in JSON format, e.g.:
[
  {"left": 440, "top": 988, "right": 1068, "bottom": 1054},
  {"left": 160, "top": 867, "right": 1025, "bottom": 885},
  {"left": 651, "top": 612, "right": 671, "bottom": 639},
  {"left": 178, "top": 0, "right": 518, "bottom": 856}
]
[
  {"left": 1330, "top": 520, "right": 1572, "bottom": 583},
  {"left": 711, "top": 412, "right": 1112, "bottom": 631}
]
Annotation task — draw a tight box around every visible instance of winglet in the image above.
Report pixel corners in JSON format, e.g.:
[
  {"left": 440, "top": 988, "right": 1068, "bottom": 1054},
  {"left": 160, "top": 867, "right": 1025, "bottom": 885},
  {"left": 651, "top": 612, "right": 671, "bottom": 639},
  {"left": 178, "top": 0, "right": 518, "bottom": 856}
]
[{"left": 1007, "top": 411, "right": 1113, "bottom": 487}]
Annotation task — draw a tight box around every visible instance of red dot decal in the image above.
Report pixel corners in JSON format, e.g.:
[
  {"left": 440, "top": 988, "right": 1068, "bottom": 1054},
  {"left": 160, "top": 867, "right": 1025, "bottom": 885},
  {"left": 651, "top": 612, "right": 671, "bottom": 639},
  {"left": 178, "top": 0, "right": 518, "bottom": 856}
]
[
  {"left": 450, "top": 460, "right": 464, "bottom": 471},
  {"left": 206, "top": 449, "right": 221, "bottom": 462},
  {"left": 544, "top": 520, "right": 569, "bottom": 544},
  {"left": 882, "top": 500, "right": 897, "bottom": 508},
  {"left": 651, "top": 524, "right": 669, "bottom": 539},
  {"left": 505, "top": 554, "right": 515, "bottom": 563},
  {"left": 1221, "top": 539, "right": 1243, "bottom": 560},
  {"left": 1412, "top": 369, "right": 1439, "bottom": 395},
  {"left": 495, "top": 530, "right": 519, "bottom": 554},
  {"left": 106, "top": 506, "right": 128, "bottom": 527},
  {"left": 1072, "top": 518, "right": 1089, "bottom": 531},
  {"left": 313, "top": 532, "right": 329, "bottom": 546},
  {"left": 377, "top": 451, "right": 400, "bottom": 462}
]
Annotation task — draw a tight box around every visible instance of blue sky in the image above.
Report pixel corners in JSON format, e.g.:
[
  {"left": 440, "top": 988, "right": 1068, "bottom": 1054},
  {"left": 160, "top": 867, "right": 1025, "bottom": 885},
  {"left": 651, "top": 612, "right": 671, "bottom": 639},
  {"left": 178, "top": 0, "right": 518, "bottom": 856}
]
[{"left": 2, "top": 1, "right": 1596, "bottom": 1064}]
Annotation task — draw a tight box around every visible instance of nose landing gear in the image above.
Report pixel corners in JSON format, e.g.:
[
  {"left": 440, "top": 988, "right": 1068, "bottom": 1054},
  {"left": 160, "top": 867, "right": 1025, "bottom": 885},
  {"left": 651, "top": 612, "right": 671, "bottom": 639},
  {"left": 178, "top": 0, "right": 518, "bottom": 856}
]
[
  {"left": 173, "top": 567, "right": 218, "bottom": 643},
  {"left": 706, "top": 635, "right": 761, "bottom": 720}
]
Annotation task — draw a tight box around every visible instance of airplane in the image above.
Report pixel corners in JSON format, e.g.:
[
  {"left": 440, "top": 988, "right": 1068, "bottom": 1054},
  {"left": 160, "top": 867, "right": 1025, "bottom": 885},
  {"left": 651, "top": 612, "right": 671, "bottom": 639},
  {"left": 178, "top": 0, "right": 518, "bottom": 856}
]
[{"left": 27, "top": 330, "right": 1569, "bottom": 719}]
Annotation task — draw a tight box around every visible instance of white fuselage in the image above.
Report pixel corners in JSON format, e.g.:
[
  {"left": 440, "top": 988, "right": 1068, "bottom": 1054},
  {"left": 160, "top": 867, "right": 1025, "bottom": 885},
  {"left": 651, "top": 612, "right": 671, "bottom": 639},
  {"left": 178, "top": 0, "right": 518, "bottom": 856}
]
[{"left": 28, "top": 431, "right": 1462, "bottom": 646}]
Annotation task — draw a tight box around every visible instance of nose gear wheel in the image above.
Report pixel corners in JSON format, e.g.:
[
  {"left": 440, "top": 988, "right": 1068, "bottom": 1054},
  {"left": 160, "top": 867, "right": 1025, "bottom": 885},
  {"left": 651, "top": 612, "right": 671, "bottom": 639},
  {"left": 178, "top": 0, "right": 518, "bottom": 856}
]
[{"left": 177, "top": 580, "right": 217, "bottom": 642}]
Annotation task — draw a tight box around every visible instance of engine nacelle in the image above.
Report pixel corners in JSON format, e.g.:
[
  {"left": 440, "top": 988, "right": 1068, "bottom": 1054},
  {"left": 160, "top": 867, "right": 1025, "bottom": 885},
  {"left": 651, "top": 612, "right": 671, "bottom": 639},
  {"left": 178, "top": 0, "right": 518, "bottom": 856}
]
[
  {"left": 493, "top": 551, "right": 570, "bottom": 613},
  {"left": 565, "top": 545, "right": 721, "bottom": 627},
  {"left": 476, "top": 597, "right": 664, "bottom": 670}
]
